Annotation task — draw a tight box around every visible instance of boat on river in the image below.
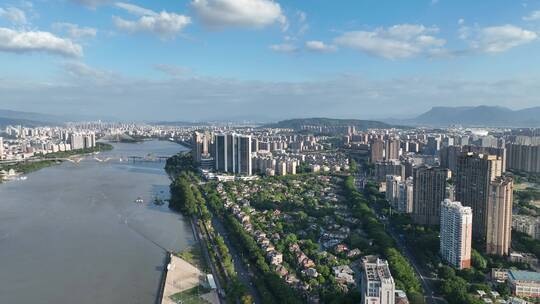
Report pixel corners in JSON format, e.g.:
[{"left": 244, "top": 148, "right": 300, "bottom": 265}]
[{"left": 153, "top": 196, "right": 164, "bottom": 206}]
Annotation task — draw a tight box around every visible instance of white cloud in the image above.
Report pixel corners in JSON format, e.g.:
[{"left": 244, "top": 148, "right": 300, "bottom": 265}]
[
  {"left": 70, "top": 0, "right": 112, "bottom": 9},
  {"left": 305, "top": 40, "right": 337, "bottom": 52},
  {"left": 115, "top": 2, "right": 155, "bottom": 16},
  {"left": 63, "top": 61, "right": 115, "bottom": 82},
  {"left": 297, "top": 11, "right": 306, "bottom": 23},
  {"left": 270, "top": 43, "right": 297, "bottom": 53},
  {"left": 466, "top": 24, "right": 537, "bottom": 53},
  {"left": 0, "top": 27, "right": 82, "bottom": 57},
  {"left": 191, "top": 0, "right": 287, "bottom": 30},
  {"left": 523, "top": 10, "right": 540, "bottom": 21},
  {"left": 334, "top": 24, "right": 445, "bottom": 59},
  {"left": 0, "top": 7, "right": 28, "bottom": 25},
  {"left": 53, "top": 22, "right": 97, "bottom": 39},
  {"left": 154, "top": 64, "right": 192, "bottom": 77},
  {"left": 113, "top": 3, "right": 190, "bottom": 38},
  {"left": 295, "top": 10, "right": 308, "bottom": 36}
]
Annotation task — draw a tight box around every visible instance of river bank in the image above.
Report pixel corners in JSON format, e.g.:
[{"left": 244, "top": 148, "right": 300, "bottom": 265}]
[{"left": 0, "top": 142, "right": 114, "bottom": 183}]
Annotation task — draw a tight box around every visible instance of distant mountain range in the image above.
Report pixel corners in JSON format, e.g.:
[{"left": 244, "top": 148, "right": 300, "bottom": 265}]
[
  {"left": 262, "top": 118, "right": 394, "bottom": 130},
  {"left": 0, "top": 109, "right": 63, "bottom": 127},
  {"left": 3, "top": 106, "right": 539, "bottom": 128},
  {"left": 402, "top": 106, "right": 540, "bottom": 127},
  {"left": 0, "top": 116, "right": 52, "bottom": 127},
  {"left": 0, "top": 109, "right": 118, "bottom": 127}
]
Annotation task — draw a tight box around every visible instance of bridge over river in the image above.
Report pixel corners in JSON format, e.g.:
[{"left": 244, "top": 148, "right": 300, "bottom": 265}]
[{"left": 0, "top": 154, "right": 172, "bottom": 166}]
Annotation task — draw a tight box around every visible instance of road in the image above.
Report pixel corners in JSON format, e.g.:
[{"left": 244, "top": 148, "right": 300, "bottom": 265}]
[
  {"left": 210, "top": 216, "right": 263, "bottom": 304},
  {"left": 190, "top": 218, "right": 225, "bottom": 304},
  {"left": 385, "top": 222, "right": 447, "bottom": 304}
]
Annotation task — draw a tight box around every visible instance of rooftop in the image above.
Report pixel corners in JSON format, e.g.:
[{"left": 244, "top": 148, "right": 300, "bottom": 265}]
[{"left": 508, "top": 270, "right": 540, "bottom": 282}]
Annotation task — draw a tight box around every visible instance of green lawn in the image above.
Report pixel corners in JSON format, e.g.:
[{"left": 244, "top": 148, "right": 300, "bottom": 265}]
[
  {"left": 175, "top": 245, "right": 207, "bottom": 271},
  {"left": 169, "top": 285, "right": 212, "bottom": 304}
]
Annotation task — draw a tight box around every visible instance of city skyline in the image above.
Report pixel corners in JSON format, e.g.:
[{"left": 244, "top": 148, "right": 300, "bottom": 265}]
[{"left": 1, "top": 0, "right": 540, "bottom": 120}]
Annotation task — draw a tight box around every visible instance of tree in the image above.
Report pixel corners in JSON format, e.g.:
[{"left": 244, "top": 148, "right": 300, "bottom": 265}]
[
  {"left": 471, "top": 249, "right": 487, "bottom": 270},
  {"left": 349, "top": 159, "right": 358, "bottom": 173},
  {"left": 241, "top": 294, "right": 254, "bottom": 304}
]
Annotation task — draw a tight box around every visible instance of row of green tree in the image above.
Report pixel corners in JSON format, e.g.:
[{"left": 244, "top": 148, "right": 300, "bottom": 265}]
[
  {"left": 0, "top": 159, "right": 60, "bottom": 175},
  {"left": 169, "top": 172, "right": 210, "bottom": 217},
  {"left": 343, "top": 176, "right": 424, "bottom": 304},
  {"left": 165, "top": 152, "right": 195, "bottom": 179}
]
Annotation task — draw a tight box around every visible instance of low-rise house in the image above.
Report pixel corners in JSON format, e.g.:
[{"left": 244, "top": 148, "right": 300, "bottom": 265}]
[
  {"left": 303, "top": 267, "right": 319, "bottom": 278},
  {"left": 335, "top": 244, "right": 349, "bottom": 253},
  {"left": 275, "top": 265, "right": 289, "bottom": 277},
  {"left": 302, "top": 257, "right": 316, "bottom": 269},
  {"left": 285, "top": 274, "right": 299, "bottom": 285},
  {"left": 262, "top": 244, "right": 275, "bottom": 252},
  {"left": 267, "top": 251, "right": 283, "bottom": 265},
  {"left": 509, "top": 252, "right": 539, "bottom": 267},
  {"left": 347, "top": 248, "right": 362, "bottom": 258},
  {"left": 491, "top": 268, "right": 509, "bottom": 283},
  {"left": 333, "top": 265, "right": 355, "bottom": 285}
]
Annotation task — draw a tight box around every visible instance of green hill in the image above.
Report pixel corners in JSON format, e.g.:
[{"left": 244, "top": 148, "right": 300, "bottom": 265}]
[{"left": 261, "top": 117, "right": 394, "bottom": 130}]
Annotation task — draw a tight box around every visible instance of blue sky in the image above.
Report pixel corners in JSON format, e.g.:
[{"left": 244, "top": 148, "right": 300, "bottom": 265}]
[{"left": 1, "top": 0, "right": 540, "bottom": 121}]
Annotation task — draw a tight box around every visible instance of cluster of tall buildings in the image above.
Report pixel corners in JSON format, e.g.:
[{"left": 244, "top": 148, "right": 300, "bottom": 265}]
[
  {"left": 385, "top": 175, "right": 414, "bottom": 213},
  {"left": 192, "top": 132, "right": 254, "bottom": 175},
  {"left": 300, "top": 125, "right": 355, "bottom": 135},
  {"left": 68, "top": 133, "right": 96, "bottom": 150},
  {"left": 214, "top": 133, "right": 253, "bottom": 175},
  {"left": 360, "top": 130, "right": 524, "bottom": 269},
  {"left": 0, "top": 137, "right": 4, "bottom": 160},
  {"left": 507, "top": 143, "right": 540, "bottom": 173},
  {"left": 0, "top": 125, "right": 97, "bottom": 161},
  {"left": 191, "top": 130, "right": 348, "bottom": 177},
  {"left": 412, "top": 165, "right": 451, "bottom": 226},
  {"left": 513, "top": 215, "right": 540, "bottom": 240}
]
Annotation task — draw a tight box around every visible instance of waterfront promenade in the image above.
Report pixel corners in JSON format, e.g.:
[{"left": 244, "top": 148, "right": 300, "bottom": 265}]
[{"left": 160, "top": 255, "right": 219, "bottom": 304}]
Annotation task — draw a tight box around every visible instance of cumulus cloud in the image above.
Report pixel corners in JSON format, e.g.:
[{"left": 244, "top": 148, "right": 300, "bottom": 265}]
[
  {"left": 464, "top": 24, "right": 537, "bottom": 53},
  {"left": 53, "top": 22, "right": 97, "bottom": 39},
  {"left": 191, "top": 0, "right": 287, "bottom": 30},
  {"left": 113, "top": 2, "right": 191, "bottom": 38},
  {"left": 0, "top": 7, "right": 28, "bottom": 24},
  {"left": 305, "top": 40, "right": 336, "bottom": 52},
  {"left": 334, "top": 24, "right": 445, "bottom": 59},
  {"left": 0, "top": 27, "right": 82, "bottom": 57},
  {"left": 269, "top": 43, "right": 297, "bottom": 53},
  {"left": 523, "top": 10, "right": 540, "bottom": 21}
]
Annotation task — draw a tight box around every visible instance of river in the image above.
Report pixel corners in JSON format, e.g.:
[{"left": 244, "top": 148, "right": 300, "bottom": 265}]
[{"left": 0, "top": 140, "right": 194, "bottom": 304}]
